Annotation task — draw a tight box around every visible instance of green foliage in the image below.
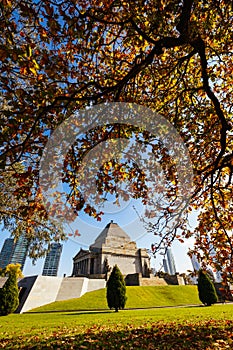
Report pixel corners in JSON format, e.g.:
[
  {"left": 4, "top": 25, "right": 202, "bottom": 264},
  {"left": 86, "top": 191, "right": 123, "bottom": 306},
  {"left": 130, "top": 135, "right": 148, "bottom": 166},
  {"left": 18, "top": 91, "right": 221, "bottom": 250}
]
[
  {"left": 4, "top": 263, "right": 23, "bottom": 279},
  {"left": 0, "top": 264, "right": 20, "bottom": 316},
  {"left": 106, "top": 265, "right": 127, "bottom": 312},
  {"left": 198, "top": 269, "right": 218, "bottom": 306}
]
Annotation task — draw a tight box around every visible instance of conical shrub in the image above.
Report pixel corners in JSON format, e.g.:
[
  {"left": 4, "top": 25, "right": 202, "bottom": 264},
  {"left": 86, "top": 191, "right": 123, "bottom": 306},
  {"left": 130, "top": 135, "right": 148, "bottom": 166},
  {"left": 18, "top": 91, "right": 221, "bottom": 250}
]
[
  {"left": 106, "top": 265, "right": 127, "bottom": 312},
  {"left": 0, "top": 265, "right": 20, "bottom": 316},
  {"left": 198, "top": 269, "right": 218, "bottom": 306}
]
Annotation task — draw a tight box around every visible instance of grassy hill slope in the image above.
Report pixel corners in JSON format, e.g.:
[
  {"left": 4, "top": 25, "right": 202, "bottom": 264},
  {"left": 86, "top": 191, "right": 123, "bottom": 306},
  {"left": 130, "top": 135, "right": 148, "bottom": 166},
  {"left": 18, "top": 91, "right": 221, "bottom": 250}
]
[{"left": 29, "top": 285, "right": 200, "bottom": 313}]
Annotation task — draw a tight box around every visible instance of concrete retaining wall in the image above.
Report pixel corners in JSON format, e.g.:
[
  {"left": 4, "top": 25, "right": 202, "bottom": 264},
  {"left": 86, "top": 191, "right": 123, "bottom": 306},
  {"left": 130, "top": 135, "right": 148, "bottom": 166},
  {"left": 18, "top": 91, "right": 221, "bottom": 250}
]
[
  {"left": 19, "top": 275, "right": 63, "bottom": 313},
  {"left": 87, "top": 278, "right": 106, "bottom": 293},
  {"left": 17, "top": 275, "right": 106, "bottom": 313}
]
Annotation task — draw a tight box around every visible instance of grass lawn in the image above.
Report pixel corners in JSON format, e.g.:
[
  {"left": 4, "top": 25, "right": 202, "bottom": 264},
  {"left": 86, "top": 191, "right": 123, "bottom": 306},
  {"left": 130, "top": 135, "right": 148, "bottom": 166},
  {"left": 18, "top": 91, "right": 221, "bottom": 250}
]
[
  {"left": 0, "top": 304, "right": 233, "bottom": 349},
  {"left": 29, "top": 285, "right": 201, "bottom": 312}
]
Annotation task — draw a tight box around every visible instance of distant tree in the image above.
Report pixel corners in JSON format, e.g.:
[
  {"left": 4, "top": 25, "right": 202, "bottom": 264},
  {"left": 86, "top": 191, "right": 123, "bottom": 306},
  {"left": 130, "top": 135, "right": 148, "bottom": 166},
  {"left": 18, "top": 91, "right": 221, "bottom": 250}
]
[
  {"left": 106, "top": 265, "right": 127, "bottom": 312},
  {"left": 103, "top": 258, "right": 111, "bottom": 280},
  {"left": 0, "top": 264, "right": 22, "bottom": 316},
  {"left": 198, "top": 269, "right": 218, "bottom": 306}
]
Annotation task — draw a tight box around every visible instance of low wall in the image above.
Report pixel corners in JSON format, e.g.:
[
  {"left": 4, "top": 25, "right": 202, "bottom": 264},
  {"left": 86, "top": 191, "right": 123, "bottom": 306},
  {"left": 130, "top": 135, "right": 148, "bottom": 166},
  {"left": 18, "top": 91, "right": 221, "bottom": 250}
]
[
  {"left": 140, "top": 276, "right": 168, "bottom": 286},
  {"left": 125, "top": 273, "right": 140, "bottom": 286},
  {"left": 164, "top": 275, "right": 185, "bottom": 285},
  {"left": 125, "top": 273, "right": 185, "bottom": 286}
]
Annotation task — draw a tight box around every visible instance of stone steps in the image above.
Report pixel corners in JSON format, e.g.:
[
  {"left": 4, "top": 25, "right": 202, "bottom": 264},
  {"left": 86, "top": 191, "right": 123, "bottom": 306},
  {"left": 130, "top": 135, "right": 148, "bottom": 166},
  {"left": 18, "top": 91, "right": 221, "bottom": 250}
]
[
  {"left": 56, "top": 277, "right": 106, "bottom": 301},
  {"left": 56, "top": 277, "right": 86, "bottom": 301}
]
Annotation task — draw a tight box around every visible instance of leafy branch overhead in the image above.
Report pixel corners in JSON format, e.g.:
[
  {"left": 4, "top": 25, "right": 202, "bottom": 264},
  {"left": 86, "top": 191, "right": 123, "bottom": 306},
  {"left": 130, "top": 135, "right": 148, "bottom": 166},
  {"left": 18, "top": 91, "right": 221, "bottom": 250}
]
[{"left": 0, "top": 0, "right": 233, "bottom": 277}]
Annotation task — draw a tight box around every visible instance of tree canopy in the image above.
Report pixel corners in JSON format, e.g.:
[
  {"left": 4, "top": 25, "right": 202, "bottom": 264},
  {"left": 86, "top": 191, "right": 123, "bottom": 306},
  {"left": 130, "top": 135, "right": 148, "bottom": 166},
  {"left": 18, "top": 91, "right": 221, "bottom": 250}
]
[{"left": 0, "top": 1, "right": 233, "bottom": 277}]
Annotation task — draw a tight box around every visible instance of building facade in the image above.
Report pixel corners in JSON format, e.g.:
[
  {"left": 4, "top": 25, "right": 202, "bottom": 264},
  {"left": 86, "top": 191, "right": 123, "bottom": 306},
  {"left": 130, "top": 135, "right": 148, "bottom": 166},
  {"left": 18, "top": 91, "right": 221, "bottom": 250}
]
[
  {"left": 72, "top": 221, "right": 151, "bottom": 278},
  {"left": 190, "top": 253, "right": 201, "bottom": 271},
  {"left": 10, "top": 235, "right": 29, "bottom": 270},
  {"left": 162, "top": 249, "right": 177, "bottom": 275},
  {"left": 42, "top": 243, "right": 63, "bottom": 276},
  {"left": 163, "top": 258, "right": 170, "bottom": 274},
  {"left": 0, "top": 238, "right": 15, "bottom": 269},
  {"left": 166, "top": 249, "right": 177, "bottom": 275},
  {"left": 0, "top": 235, "right": 28, "bottom": 271}
]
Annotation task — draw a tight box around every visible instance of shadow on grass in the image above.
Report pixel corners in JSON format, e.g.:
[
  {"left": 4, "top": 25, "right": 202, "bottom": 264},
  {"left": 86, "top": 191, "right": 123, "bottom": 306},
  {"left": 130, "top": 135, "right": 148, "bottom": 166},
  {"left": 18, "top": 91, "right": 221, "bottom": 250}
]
[
  {"left": 27, "top": 308, "right": 109, "bottom": 314},
  {"left": 27, "top": 304, "right": 204, "bottom": 314},
  {"left": 63, "top": 310, "right": 113, "bottom": 316}
]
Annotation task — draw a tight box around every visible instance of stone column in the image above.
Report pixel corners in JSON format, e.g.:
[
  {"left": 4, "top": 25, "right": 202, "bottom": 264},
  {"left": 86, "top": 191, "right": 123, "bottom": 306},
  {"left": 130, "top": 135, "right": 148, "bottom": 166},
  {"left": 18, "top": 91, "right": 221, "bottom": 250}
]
[
  {"left": 87, "top": 257, "right": 91, "bottom": 275},
  {"left": 83, "top": 259, "right": 87, "bottom": 275}
]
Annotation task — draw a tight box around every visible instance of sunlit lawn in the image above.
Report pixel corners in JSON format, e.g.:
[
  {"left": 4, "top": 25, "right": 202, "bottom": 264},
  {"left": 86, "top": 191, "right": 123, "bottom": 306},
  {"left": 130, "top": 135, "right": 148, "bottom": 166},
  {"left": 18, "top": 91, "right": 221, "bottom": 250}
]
[
  {"left": 0, "top": 304, "right": 233, "bottom": 349},
  {"left": 29, "top": 286, "right": 200, "bottom": 313}
]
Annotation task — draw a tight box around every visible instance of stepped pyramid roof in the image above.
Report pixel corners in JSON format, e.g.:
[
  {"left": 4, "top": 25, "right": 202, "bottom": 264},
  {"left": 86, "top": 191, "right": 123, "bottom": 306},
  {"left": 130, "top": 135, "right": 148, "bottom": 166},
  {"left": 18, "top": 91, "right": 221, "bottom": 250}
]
[{"left": 90, "top": 220, "right": 132, "bottom": 249}]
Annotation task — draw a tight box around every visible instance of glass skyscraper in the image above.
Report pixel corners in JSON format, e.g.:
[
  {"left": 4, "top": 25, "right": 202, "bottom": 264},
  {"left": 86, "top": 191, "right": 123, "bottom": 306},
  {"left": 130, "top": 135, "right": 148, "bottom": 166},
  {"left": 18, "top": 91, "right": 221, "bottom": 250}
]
[
  {"left": 0, "top": 238, "right": 15, "bottom": 269},
  {"left": 166, "top": 248, "right": 177, "bottom": 275},
  {"left": 191, "top": 253, "right": 201, "bottom": 271},
  {"left": 42, "top": 243, "right": 63, "bottom": 276},
  {"left": 0, "top": 235, "right": 28, "bottom": 271},
  {"left": 10, "top": 234, "right": 29, "bottom": 269},
  {"left": 163, "top": 258, "right": 170, "bottom": 274},
  {"left": 162, "top": 249, "right": 177, "bottom": 275}
]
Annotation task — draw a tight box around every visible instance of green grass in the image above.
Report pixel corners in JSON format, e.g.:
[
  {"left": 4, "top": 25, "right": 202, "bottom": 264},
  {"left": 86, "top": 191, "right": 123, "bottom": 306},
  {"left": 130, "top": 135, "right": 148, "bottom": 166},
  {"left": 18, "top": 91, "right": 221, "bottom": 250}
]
[
  {"left": 29, "top": 285, "right": 200, "bottom": 312},
  {"left": 0, "top": 305, "right": 233, "bottom": 349},
  {"left": 0, "top": 286, "right": 232, "bottom": 349}
]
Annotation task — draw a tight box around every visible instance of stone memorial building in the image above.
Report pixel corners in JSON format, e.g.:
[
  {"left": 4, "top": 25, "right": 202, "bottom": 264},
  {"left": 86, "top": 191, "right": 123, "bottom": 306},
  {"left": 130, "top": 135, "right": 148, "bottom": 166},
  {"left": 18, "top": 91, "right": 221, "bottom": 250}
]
[{"left": 72, "top": 221, "right": 151, "bottom": 278}]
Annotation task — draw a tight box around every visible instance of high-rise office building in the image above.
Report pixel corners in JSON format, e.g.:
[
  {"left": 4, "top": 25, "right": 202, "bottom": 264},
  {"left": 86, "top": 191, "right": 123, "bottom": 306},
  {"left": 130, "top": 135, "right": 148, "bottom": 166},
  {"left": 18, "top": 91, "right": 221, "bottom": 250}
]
[
  {"left": 0, "top": 238, "right": 15, "bottom": 269},
  {"left": 10, "top": 235, "right": 29, "bottom": 270},
  {"left": 0, "top": 235, "right": 28, "bottom": 271},
  {"left": 163, "top": 258, "right": 170, "bottom": 274},
  {"left": 166, "top": 248, "right": 177, "bottom": 275},
  {"left": 42, "top": 243, "right": 63, "bottom": 276},
  {"left": 190, "top": 253, "right": 201, "bottom": 271}
]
